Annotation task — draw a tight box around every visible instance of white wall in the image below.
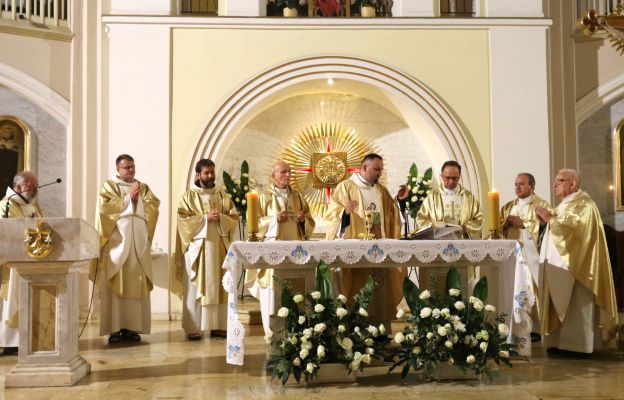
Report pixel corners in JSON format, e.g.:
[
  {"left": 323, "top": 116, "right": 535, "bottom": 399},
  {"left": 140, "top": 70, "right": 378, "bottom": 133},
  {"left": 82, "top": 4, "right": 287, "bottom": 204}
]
[
  {"left": 489, "top": 27, "right": 552, "bottom": 203},
  {"left": 106, "top": 24, "right": 171, "bottom": 316}
]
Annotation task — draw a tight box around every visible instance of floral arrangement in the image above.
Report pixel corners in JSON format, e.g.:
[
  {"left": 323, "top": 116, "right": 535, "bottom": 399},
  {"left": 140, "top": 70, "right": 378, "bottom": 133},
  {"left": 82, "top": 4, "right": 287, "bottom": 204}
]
[
  {"left": 404, "top": 162, "right": 433, "bottom": 219},
  {"left": 266, "top": 261, "right": 389, "bottom": 384},
  {"left": 270, "top": 0, "right": 304, "bottom": 9},
  {"left": 222, "top": 160, "right": 250, "bottom": 221},
  {"left": 389, "top": 267, "right": 515, "bottom": 379}
]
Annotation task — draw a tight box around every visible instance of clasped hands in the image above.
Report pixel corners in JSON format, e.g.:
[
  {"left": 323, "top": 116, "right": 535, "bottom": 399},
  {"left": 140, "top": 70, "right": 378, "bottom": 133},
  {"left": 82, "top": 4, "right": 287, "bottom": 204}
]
[
  {"left": 205, "top": 208, "right": 220, "bottom": 222},
  {"left": 504, "top": 215, "right": 524, "bottom": 229},
  {"left": 534, "top": 206, "right": 552, "bottom": 225},
  {"left": 129, "top": 182, "right": 140, "bottom": 203},
  {"left": 277, "top": 210, "right": 306, "bottom": 223}
]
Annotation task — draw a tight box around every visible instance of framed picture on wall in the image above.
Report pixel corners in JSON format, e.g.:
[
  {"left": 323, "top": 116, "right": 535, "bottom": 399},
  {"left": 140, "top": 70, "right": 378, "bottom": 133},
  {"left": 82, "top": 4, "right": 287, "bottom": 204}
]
[
  {"left": 0, "top": 116, "right": 30, "bottom": 197},
  {"left": 616, "top": 119, "right": 624, "bottom": 211}
]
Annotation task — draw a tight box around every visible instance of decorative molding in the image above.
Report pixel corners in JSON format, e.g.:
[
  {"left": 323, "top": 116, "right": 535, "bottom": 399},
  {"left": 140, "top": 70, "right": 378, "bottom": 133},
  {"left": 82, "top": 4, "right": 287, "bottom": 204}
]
[
  {"left": 0, "top": 62, "right": 70, "bottom": 126},
  {"left": 189, "top": 56, "right": 483, "bottom": 198},
  {"left": 0, "top": 20, "right": 73, "bottom": 42},
  {"left": 576, "top": 72, "right": 624, "bottom": 125}
]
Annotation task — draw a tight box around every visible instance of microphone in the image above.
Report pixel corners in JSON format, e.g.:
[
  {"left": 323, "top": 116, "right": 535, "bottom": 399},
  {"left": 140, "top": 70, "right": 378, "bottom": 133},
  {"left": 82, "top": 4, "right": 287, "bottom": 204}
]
[{"left": 3, "top": 178, "right": 62, "bottom": 218}]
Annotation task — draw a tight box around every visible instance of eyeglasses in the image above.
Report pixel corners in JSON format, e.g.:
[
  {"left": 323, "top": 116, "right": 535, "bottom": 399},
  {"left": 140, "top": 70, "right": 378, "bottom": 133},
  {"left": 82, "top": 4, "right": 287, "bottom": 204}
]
[{"left": 554, "top": 179, "right": 571, "bottom": 184}]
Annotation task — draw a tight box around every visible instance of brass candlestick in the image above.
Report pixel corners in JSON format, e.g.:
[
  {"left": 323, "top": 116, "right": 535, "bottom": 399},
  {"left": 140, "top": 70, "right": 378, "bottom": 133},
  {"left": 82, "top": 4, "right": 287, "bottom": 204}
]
[
  {"left": 247, "top": 232, "right": 261, "bottom": 242},
  {"left": 486, "top": 230, "right": 503, "bottom": 240}
]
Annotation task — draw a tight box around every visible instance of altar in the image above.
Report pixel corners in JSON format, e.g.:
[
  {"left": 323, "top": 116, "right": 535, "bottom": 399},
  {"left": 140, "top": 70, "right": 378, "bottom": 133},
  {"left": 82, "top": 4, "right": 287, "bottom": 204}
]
[{"left": 221, "top": 239, "right": 535, "bottom": 365}]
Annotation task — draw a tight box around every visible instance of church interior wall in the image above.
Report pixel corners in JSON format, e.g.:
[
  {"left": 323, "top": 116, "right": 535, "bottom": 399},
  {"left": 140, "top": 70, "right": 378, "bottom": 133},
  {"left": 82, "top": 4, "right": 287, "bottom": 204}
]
[
  {"left": 575, "top": 38, "right": 624, "bottom": 103},
  {"left": 0, "top": 87, "right": 66, "bottom": 217},
  {"left": 0, "top": 32, "right": 72, "bottom": 101}
]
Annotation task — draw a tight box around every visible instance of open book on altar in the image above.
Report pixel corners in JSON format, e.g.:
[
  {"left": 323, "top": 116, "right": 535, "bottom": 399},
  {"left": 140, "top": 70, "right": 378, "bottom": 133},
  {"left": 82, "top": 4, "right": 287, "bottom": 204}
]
[{"left": 406, "top": 222, "right": 464, "bottom": 240}]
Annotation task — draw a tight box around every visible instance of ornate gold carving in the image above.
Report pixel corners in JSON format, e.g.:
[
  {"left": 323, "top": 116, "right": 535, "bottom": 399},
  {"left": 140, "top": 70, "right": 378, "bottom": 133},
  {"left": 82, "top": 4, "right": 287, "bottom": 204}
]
[
  {"left": 281, "top": 123, "right": 376, "bottom": 220},
  {"left": 578, "top": 9, "right": 624, "bottom": 54},
  {"left": 24, "top": 221, "right": 54, "bottom": 259},
  {"left": 312, "top": 152, "right": 347, "bottom": 188}
]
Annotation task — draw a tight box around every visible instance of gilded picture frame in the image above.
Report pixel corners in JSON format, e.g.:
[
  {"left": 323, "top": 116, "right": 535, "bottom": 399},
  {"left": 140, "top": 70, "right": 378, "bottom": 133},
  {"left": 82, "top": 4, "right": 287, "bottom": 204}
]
[{"left": 616, "top": 119, "right": 624, "bottom": 211}]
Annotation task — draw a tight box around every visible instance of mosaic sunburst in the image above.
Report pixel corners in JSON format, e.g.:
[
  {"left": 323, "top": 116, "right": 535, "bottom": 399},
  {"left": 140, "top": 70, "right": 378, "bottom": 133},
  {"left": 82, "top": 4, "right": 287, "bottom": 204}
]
[{"left": 282, "top": 123, "right": 376, "bottom": 220}]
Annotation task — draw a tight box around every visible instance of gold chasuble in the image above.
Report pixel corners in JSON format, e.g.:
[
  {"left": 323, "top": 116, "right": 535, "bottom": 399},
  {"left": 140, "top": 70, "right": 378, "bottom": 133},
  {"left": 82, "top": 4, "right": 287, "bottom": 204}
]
[
  {"left": 0, "top": 188, "right": 44, "bottom": 345},
  {"left": 416, "top": 184, "right": 483, "bottom": 238},
  {"left": 540, "top": 190, "right": 618, "bottom": 344},
  {"left": 95, "top": 178, "right": 159, "bottom": 336},
  {"left": 175, "top": 185, "right": 238, "bottom": 334},
  {"left": 325, "top": 174, "right": 404, "bottom": 324},
  {"left": 500, "top": 194, "right": 551, "bottom": 246}
]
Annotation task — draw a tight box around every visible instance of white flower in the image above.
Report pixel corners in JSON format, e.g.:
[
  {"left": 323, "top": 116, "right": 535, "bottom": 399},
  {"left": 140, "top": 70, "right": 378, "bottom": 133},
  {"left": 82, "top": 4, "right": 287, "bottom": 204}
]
[
  {"left": 298, "top": 315, "right": 306, "bottom": 325},
  {"left": 306, "top": 362, "right": 316, "bottom": 373},
  {"left": 396, "top": 309, "right": 405, "bottom": 319},
  {"left": 480, "top": 342, "right": 488, "bottom": 352},
  {"left": 241, "top": 199, "right": 246, "bottom": 205},
  {"left": 432, "top": 308, "right": 441, "bottom": 318},
  {"left": 437, "top": 326, "right": 447, "bottom": 336},
  {"left": 411, "top": 187, "right": 418, "bottom": 193},
  {"left": 466, "top": 355, "right": 476, "bottom": 364},
  {"left": 299, "top": 348, "right": 309, "bottom": 359},
  {"left": 479, "top": 330, "right": 489, "bottom": 341},
  {"left": 234, "top": 179, "right": 241, "bottom": 185},
  {"left": 264, "top": 330, "right": 273, "bottom": 344},
  {"left": 289, "top": 336, "right": 298, "bottom": 345},
  {"left": 485, "top": 304, "right": 496, "bottom": 312},
  {"left": 394, "top": 332, "right": 405, "bottom": 344},
  {"left": 419, "top": 290, "right": 431, "bottom": 300},
  {"left": 241, "top": 173, "right": 249, "bottom": 178},
  {"left": 358, "top": 307, "right": 369, "bottom": 317},
  {"left": 379, "top": 324, "right": 386, "bottom": 335},
  {"left": 317, "top": 345, "right": 325, "bottom": 358},
  {"left": 454, "top": 301, "right": 465, "bottom": 310},
  {"left": 448, "top": 356, "right": 455, "bottom": 365},
  {"left": 440, "top": 308, "right": 450, "bottom": 317},
  {"left": 341, "top": 337, "right": 353, "bottom": 350},
  {"left": 449, "top": 288, "right": 460, "bottom": 296},
  {"left": 303, "top": 328, "right": 312, "bottom": 338},
  {"left": 277, "top": 307, "right": 289, "bottom": 318},
  {"left": 406, "top": 333, "right": 415, "bottom": 342},
  {"left": 451, "top": 334, "right": 459, "bottom": 344},
  {"left": 469, "top": 296, "right": 478, "bottom": 304},
  {"left": 338, "top": 324, "right": 346, "bottom": 333},
  {"left": 445, "top": 340, "right": 453, "bottom": 348},
  {"left": 311, "top": 291, "right": 321, "bottom": 300},
  {"left": 426, "top": 332, "right": 434, "bottom": 340},
  {"left": 354, "top": 327, "right": 360, "bottom": 333},
  {"left": 336, "top": 307, "right": 348, "bottom": 319},
  {"left": 362, "top": 354, "right": 372, "bottom": 364},
  {"left": 337, "top": 294, "right": 347, "bottom": 303},
  {"left": 367, "top": 325, "right": 379, "bottom": 337},
  {"left": 411, "top": 177, "right": 417, "bottom": 182},
  {"left": 234, "top": 198, "right": 240, "bottom": 203},
  {"left": 420, "top": 307, "right": 432, "bottom": 318},
  {"left": 366, "top": 347, "right": 374, "bottom": 355},
  {"left": 411, "top": 196, "right": 418, "bottom": 202},
  {"left": 365, "top": 338, "right": 374, "bottom": 346},
  {"left": 293, "top": 294, "right": 304, "bottom": 303},
  {"left": 301, "top": 336, "right": 308, "bottom": 344},
  {"left": 498, "top": 323, "right": 509, "bottom": 336},
  {"left": 243, "top": 186, "right": 248, "bottom": 191},
  {"left": 412, "top": 346, "right": 421, "bottom": 355},
  {"left": 350, "top": 360, "right": 361, "bottom": 371},
  {"left": 499, "top": 350, "right": 509, "bottom": 358},
  {"left": 473, "top": 300, "right": 484, "bottom": 311},
  {"left": 314, "top": 304, "right": 325, "bottom": 313},
  {"left": 293, "top": 357, "right": 301, "bottom": 366},
  {"left": 314, "top": 323, "right": 326, "bottom": 333}
]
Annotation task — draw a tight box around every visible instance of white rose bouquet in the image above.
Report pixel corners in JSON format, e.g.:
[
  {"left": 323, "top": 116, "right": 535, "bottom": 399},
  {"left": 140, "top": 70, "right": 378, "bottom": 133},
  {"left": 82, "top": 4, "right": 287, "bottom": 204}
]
[
  {"left": 403, "top": 163, "right": 433, "bottom": 220},
  {"left": 266, "top": 261, "right": 389, "bottom": 384},
  {"left": 222, "top": 160, "right": 252, "bottom": 221},
  {"left": 389, "top": 266, "right": 516, "bottom": 379}
]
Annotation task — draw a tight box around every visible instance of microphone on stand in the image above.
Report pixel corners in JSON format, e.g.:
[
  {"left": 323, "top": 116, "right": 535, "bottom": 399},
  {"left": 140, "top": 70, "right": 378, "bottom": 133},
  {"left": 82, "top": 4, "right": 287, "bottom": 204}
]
[{"left": 3, "top": 178, "right": 62, "bottom": 218}]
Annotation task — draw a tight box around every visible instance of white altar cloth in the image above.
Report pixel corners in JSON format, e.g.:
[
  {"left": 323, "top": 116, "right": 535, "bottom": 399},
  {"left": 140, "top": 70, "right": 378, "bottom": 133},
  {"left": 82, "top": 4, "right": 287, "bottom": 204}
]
[{"left": 221, "top": 239, "right": 535, "bottom": 365}]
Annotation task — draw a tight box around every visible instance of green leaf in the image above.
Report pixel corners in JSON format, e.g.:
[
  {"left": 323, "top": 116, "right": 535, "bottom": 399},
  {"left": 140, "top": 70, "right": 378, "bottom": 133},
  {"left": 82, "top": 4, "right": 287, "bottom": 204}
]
[
  {"left": 403, "top": 277, "right": 422, "bottom": 313},
  {"left": 315, "top": 260, "right": 333, "bottom": 300},
  {"left": 423, "top": 167, "right": 433, "bottom": 181},
  {"left": 473, "top": 277, "right": 488, "bottom": 302},
  {"left": 222, "top": 170, "right": 234, "bottom": 191},
  {"left": 240, "top": 160, "right": 249, "bottom": 187},
  {"left": 353, "top": 275, "right": 375, "bottom": 310},
  {"left": 444, "top": 267, "right": 461, "bottom": 297},
  {"left": 401, "top": 363, "right": 410, "bottom": 379},
  {"left": 409, "top": 162, "right": 418, "bottom": 177}
]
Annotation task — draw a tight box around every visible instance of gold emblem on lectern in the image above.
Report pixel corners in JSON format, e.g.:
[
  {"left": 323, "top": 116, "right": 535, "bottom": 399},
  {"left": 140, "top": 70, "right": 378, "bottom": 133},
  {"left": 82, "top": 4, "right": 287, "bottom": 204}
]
[
  {"left": 312, "top": 152, "right": 347, "bottom": 188},
  {"left": 24, "top": 221, "right": 54, "bottom": 259}
]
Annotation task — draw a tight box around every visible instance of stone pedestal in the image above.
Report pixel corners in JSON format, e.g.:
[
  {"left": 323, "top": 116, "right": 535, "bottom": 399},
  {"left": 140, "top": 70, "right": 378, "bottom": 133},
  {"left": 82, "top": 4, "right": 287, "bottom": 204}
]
[{"left": 0, "top": 218, "right": 99, "bottom": 387}]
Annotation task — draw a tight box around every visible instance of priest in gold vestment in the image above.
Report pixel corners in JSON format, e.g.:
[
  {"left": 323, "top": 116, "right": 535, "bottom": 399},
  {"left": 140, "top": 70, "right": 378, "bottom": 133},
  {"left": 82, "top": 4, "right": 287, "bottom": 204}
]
[
  {"left": 325, "top": 154, "right": 406, "bottom": 327},
  {"left": 536, "top": 169, "right": 618, "bottom": 353},
  {"left": 249, "top": 161, "right": 315, "bottom": 333},
  {"left": 95, "top": 154, "right": 160, "bottom": 343},
  {"left": 0, "top": 171, "right": 43, "bottom": 352},
  {"left": 175, "top": 159, "right": 238, "bottom": 340},
  {"left": 416, "top": 161, "right": 483, "bottom": 238}
]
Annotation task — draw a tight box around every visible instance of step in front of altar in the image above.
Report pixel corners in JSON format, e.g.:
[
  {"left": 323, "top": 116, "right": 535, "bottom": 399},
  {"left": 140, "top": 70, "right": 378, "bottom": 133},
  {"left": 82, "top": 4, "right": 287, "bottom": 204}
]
[{"left": 237, "top": 298, "right": 262, "bottom": 325}]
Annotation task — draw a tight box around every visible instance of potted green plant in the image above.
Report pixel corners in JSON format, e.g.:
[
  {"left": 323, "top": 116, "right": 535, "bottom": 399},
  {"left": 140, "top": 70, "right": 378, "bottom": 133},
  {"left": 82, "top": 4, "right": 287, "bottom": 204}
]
[{"left": 360, "top": 0, "right": 377, "bottom": 17}]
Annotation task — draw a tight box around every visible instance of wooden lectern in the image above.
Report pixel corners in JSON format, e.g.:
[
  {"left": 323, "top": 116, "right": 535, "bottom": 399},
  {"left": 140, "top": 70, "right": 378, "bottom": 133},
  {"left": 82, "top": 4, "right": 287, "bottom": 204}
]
[{"left": 0, "top": 218, "right": 98, "bottom": 387}]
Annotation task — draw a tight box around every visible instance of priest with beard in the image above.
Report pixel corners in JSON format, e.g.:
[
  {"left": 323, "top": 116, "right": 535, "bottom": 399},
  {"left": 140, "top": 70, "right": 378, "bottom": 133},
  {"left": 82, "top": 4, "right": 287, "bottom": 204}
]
[
  {"left": 0, "top": 171, "right": 43, "bottom": 353},
  {"left": 536, "top": 169, "right": 618, "bottom": 354},
  {"left": 324, "top": 153, "right": 407, "bottom": 330},
  {"left": 175, "top": 159, "right": 238, "bottom": 340},
  {"left": 248, "top": 160, "right": 315, "bottom": 334},
  {"left": 416, "top": 160, "right": 483, "bottom": 238},
  {"left": 95, "top": 154, "right": 160, "bottom": 343}
]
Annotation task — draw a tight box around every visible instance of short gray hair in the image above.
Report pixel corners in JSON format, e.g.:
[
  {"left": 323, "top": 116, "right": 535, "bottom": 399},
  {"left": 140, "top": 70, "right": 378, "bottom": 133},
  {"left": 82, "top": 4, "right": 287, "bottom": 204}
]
[
  {"left": 13, "top": 171, "right": 35, "bottom": 187},
  {"left": 558, "top": 168, "right": 580, "bottom": 186}
]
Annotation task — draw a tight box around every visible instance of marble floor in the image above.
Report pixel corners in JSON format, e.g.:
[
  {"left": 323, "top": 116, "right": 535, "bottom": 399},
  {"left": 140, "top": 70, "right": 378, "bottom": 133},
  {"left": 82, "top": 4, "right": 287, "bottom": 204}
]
[{"left": 0, "top": 318, "right": 623, "bottom": 400}]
